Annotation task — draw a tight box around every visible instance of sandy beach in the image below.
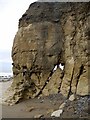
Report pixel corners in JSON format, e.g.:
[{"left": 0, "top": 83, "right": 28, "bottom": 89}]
[
  {"left": 0, "top": 81, "right": 89, "bottom": 119},
  {"left": 0, "top": 80, "right": 12, "bottom": 119},
  {"left": 0, "top": 81, "right": 12, "bottom": 98}
]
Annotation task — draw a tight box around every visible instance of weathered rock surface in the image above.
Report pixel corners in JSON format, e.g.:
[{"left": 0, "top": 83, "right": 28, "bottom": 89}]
[{"left": 6, "top": 2, "right": 90, "bottom": 104}]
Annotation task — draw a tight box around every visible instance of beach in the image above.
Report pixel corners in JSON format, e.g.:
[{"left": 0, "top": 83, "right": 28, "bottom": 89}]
[
  {"left": 0, "top": 80, "right": 89, "bottom": 119},
  {"left": 0, "top": 80, "right": 12, "bottom": 119},
  {"left": 0, "top": 80, "right": 12, "bottom": 98}
]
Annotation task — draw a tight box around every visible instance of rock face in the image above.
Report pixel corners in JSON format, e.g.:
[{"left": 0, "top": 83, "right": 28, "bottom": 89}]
[{"left": 8, "top": 2, "right": 90, "bottom": 104}]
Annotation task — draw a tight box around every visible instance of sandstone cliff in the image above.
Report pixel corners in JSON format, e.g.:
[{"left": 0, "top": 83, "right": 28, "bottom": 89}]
[{"left": 6, "top": 2, "right": 90, "bottom": 104}]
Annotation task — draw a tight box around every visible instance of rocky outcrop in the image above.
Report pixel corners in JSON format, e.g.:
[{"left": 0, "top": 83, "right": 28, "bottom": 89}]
[{"left": 6, "top": 2, "right": 90, "bottom": 104}]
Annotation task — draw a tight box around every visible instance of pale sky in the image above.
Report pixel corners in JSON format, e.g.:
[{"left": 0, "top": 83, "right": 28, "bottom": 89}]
[
  {"left": 0, "top": 0, "right": 36, "bottom": 73},
  {"left": 0, "top": 0, "right": 36, "bottom": 51}
]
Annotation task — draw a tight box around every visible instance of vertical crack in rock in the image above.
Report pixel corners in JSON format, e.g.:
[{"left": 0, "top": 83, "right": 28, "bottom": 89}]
[
  {"left": 75, "top": 65, "right": 84, "bottom": 94},
  {"left": 35, "top": 68, "right": 54, "bottom": 97},
  {"left": 58, "top": 63, "right": 65, "bottom": 93},
  {"left": 67, "top": 66, "right": 75, "bottom": 98}
]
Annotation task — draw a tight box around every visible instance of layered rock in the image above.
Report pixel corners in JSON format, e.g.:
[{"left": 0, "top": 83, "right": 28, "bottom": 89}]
[{"left": 6, "top": 2, "right": 90, "bottom": 104}]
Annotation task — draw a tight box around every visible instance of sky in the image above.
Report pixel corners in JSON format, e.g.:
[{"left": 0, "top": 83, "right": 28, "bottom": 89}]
[{"left": 0, "top": 0, "right": 36, "bottom": 74}]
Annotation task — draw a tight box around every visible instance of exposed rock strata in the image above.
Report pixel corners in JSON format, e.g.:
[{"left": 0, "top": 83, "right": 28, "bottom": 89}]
[{"left": 6, "top": 2, "right": 90, "bottom": 104}]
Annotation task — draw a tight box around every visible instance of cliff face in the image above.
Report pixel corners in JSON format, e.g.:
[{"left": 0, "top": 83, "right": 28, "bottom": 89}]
[{"left": 7, "top": 2, "right": 90, "bottom": 104}]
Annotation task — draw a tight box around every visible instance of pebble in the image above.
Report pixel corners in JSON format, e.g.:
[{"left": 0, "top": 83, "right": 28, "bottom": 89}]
[
  {"left": 26, "top": 107, "right": 35, "bottom": 112},
  {"left": 59, "top": 102, "right": 66, "bottom": 109},
  {"left": 38, "top": 96, "right": 41, "bottom": 99},
  {"left": 34, "top": 114, "right": 44, "bottom": 118},
  {"left": 40, "top": 100, "right": 44, "bottom": 103},
  {"left": 47, "top": 109, "right": 54, "bottom": 114},
  {"left": 51, "top": 109, "right": 63, "bottom": 117},
  {"left": 69, "top": 94, "right": 75, "bottom": 101}
]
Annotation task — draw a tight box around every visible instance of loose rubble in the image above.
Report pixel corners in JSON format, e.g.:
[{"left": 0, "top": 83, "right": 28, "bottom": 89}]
[{"left": 51, "top": 109, "right": 63, "bottom": 117}]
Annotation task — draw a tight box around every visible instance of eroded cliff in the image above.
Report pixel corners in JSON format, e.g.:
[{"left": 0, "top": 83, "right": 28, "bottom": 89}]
[{"left": 6, "top": 2, "right": 90, "bottom": 104}]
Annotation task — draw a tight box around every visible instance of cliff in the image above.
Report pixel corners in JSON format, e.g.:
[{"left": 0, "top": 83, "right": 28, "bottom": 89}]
[{"left": 6, "top": 2, "right": 90, "bottom": 104}]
